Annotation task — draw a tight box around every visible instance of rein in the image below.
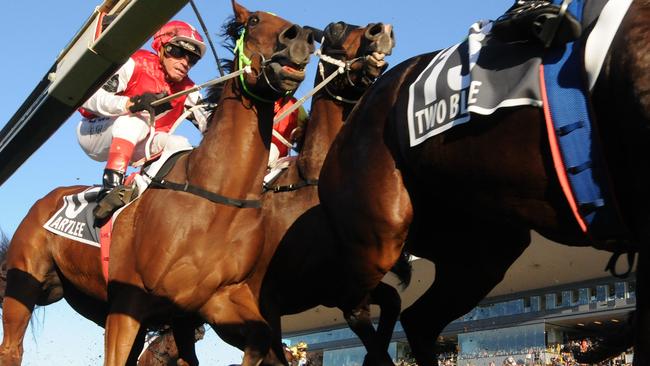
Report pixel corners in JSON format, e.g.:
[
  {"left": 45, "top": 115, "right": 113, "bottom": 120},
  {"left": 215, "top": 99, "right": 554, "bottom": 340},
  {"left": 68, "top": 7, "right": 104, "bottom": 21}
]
[
  {"left": 142, "top": 67, "right": 251, "bottom": 161},
  {"left": 271, "top": 47, "right": 358, "bottom": 124},
  {"left": 269, "top": 51, "right": 346, "bottom": 148}
]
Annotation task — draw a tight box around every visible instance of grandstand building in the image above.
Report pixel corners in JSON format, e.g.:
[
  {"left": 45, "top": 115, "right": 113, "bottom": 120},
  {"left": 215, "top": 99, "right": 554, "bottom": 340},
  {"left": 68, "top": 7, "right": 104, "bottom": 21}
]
[{"left": 281, "top": 232, "right": 635, "bottom": 366}]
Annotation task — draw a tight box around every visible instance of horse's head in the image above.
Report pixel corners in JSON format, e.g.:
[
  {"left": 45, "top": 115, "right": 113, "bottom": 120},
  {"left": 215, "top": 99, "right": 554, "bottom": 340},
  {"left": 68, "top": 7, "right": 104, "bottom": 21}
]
[
  {"left": 230, "top": 1, "right": 315, "bottom": 100},
  {"left": 311, "top": 21, "right": 395, "bottom": 98}
]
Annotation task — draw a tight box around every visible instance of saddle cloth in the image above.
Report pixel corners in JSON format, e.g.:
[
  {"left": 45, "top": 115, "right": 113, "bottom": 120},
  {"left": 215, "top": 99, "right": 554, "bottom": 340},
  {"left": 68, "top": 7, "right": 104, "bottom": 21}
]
[
  {"left": 405, "top": 0, "right": 618, "bottom": 148},
  {"left": 43, "top": 187, "right": 103, "bottom": 246}
]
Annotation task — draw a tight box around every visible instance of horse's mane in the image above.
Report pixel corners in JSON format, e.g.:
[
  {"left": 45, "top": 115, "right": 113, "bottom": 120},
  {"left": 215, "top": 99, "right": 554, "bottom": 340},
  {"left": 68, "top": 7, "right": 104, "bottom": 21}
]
[{"left": 204, "top": 16, "right": 243, "bottom": 107}]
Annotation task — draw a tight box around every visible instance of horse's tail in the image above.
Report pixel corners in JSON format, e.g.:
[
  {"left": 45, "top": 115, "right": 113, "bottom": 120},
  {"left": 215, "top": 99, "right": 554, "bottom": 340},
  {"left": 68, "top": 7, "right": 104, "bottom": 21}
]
[
  {"left": 0, "top": 229, "right": 9, "bottom": 305},
  {"left": 389, "top": 250, "right": 412, "bottom": 290}
]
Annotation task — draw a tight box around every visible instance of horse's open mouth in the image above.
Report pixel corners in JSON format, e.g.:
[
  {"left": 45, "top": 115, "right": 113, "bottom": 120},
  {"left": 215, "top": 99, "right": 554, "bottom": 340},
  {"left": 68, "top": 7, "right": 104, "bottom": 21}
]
[
  {"left": 364, "top": 52, "right": 388, "bottom": 79},
  {"left": 267, "top": 62, "right": 306, "bottom": 92},
  {"left": 367, "top": 52, "right": 387, "bottom": 68}
]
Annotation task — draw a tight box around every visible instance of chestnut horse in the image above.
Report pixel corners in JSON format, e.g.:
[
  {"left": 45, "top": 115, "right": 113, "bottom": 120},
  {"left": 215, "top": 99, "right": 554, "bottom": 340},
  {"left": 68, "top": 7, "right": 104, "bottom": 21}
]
[
  {"left": 0, "top": 2, "right": 314, "bottom": 366},
  {"left": 256, "top": 21, "right": 398, "bottom": 366},
  {"left": 319, "top": 1, "right": 650, "bottom": 365}
]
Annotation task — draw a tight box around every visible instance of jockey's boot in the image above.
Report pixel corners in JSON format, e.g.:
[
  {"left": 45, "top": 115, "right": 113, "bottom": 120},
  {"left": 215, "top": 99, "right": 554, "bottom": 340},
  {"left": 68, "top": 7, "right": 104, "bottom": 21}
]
[
  {"left": 491, "top": 0, "right": 582, "bottom": 47},
  {"left": 93, "top": 137, "right": 137, "bottom": 221},
  {"left": 96, "top": 169, "right": 124, "bottom": 202}
]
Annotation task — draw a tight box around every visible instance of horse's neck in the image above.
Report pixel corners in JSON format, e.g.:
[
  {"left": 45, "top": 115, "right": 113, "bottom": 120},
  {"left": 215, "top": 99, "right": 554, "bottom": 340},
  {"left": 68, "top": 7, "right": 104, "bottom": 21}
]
[
  {"left": 188, "top": 83, "right": 273, "bottom": 200},
  {"left": 297, "top": 95, "right": 349, "bottom": 179}
]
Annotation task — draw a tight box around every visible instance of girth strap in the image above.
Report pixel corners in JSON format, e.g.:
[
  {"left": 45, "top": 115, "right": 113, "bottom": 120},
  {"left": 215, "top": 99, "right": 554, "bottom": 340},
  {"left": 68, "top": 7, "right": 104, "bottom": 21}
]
[
  {"left": 266, "top": 178, "right": 319, "bottom": 193},
  {"left": 263, "top": 161, "right": 319, "bottom": 193},
  {"left": 150, "top": 178, "right": 261, "bottom": 208}
]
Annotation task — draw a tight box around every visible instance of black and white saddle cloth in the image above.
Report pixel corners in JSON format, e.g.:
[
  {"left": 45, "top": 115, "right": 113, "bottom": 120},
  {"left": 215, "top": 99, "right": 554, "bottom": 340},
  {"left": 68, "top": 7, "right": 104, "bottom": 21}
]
[
  {"left": 406, "top": 20, "right": 544, "bottom": 147},
  {"left": 44, "top": 187, "right": 102, "bottom": 246},
  {"left": 405, "top": 0, "right": 623, "bottom": 148}
]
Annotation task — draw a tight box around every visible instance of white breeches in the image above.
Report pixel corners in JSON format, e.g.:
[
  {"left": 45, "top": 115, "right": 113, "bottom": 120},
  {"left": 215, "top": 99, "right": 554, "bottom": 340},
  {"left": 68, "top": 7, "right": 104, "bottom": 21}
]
[{"left": 77, "top": 114, "right": 191, "bottom": 164}]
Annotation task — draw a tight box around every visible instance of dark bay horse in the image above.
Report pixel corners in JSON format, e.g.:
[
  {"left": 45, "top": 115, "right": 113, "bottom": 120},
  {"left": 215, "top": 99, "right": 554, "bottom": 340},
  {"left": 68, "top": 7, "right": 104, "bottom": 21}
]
[
  {"left": 256, "top": 21, "right": 398, "bottom": 366},
  {"left": 318, "top": 1, "right": 650, "bottom": 365},
  {"left": 0, "top": 2, "right": 314, "bottom": 365}
]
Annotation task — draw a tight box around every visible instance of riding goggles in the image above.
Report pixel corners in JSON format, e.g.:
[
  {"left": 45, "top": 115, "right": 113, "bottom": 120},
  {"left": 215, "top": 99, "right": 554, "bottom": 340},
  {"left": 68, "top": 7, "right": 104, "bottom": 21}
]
[{"left": 164, "top": 44, "right": 201, "bottom": 66}]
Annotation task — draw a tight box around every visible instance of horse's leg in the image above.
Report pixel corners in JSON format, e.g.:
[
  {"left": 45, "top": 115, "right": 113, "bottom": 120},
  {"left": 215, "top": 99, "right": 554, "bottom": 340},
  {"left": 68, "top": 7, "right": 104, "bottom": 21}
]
[
  {"left": 343, "top": 298, "right": 376, "bottom": 363},
  {"left": 401, "top": 224, "right": 530, "bottom": 366},
  {"left": 0, "top": 220, "right": 61, "bottom": 366},
  {"left": 0, "top": 296, "right": 35, "bottom": 366},
  {"left": 343, "top": 282, "right": 401, "bottom": 366},
  {"left": 104, "top": 286, "right": 150, "bottom": 366},
  {"left": 104, "top": 312, "right": 143, "bottom": 366},
  {"left": 172, "top": 318, "right": 200, "bottom": 366},
  {"left": 201, "top": 285, "right": 272, "bottom": 366},
  {"left": 125, "top": 327, "right": 146, "bottom": 366},
  {"left": 370, "top": 282, "right": 401, "bottom": 362},
  {"left": 634, "top": 247, "right": 650, "bottom": 365},
  {"left": 259, "top": 309, "right": 288, "bottom": 366}
]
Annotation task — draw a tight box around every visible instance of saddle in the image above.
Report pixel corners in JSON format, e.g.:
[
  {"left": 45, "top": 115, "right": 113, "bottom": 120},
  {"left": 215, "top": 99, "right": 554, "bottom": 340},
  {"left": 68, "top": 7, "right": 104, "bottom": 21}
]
[{"left": 491, "top": 0, "right": 582, "bottom": 47}]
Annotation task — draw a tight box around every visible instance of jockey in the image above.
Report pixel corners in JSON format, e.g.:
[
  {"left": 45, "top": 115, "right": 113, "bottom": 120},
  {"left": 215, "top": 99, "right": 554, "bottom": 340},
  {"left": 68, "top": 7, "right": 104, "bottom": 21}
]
[
  {"left": 491, "top": 0, "right": 582, "bottom": 47},
  {"left": 76, "top": 20, "right": 210, "bottom": 217},
  {"left": 269, "top": 95, "right": 309, "bottom": 168}
]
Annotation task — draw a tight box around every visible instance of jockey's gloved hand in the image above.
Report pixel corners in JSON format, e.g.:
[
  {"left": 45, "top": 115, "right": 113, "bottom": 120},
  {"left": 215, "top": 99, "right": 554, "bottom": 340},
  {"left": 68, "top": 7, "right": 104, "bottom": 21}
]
[{"left": 128, "top": 92, "right": 172, "bottom": 115}]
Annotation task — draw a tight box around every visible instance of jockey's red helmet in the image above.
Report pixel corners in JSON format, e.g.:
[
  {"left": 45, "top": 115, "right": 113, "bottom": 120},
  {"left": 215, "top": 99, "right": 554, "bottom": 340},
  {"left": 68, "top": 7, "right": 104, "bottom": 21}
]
[{"left": 152, "top": 20, "right": 206, "bottom": 58}]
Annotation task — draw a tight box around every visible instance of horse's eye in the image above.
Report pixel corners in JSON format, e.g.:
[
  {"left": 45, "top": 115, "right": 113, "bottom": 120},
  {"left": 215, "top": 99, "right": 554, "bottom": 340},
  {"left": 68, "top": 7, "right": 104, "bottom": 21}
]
[{"left": 248, "top": 15, "right": 260, "bottom": 27}]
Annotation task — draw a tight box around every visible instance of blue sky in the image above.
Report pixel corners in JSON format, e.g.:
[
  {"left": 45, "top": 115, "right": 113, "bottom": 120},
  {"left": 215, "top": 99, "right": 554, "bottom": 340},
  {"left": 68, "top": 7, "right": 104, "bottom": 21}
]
[{"left": 0, "top": 0, "right": 511, "bottom": 364}]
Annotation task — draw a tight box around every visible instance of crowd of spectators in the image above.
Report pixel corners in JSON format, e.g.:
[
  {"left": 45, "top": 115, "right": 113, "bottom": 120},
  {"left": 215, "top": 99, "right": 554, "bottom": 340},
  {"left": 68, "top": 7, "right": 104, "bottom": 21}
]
[{"left": 392, "top": 341, "right": 633, "bottom": 366}]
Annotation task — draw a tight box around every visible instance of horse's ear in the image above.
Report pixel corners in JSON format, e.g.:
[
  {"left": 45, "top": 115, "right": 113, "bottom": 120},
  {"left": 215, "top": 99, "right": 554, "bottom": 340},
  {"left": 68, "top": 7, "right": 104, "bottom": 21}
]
[
  {"left": 231, "top": 0, "right": 250, "bottom": 24},
  {"left": 304, "top": 26, "right": 324, "bottom": 44}
]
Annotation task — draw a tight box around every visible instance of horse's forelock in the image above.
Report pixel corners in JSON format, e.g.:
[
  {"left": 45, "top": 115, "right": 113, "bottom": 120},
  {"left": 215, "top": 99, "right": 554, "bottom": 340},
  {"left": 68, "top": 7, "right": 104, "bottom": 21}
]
[{"left": 221, "top": 15, "right": 245, "bottom": 53}]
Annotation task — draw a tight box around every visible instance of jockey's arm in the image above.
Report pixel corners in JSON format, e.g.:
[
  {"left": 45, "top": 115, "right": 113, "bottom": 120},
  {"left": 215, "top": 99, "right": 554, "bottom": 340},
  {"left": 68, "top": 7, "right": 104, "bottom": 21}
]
[
  {"left": 184, "top": 90, "right": 211, "bottom": 133},
  {"left": 81, "top": 59, "right": 135, "bottom": 117}
]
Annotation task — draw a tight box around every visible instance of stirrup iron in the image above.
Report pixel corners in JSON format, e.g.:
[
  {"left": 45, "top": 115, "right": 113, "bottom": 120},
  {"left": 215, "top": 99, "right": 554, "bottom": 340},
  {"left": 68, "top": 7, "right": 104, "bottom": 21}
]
[{"left": 93, "top": 185, "right": 137, "bottom": 220}]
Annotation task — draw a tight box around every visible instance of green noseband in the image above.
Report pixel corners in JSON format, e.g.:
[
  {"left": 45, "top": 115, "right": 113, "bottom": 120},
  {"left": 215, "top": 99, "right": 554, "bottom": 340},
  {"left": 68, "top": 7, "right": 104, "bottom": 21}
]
[{"left": 234, "top": 28, "right": 290, "bottom": 103}]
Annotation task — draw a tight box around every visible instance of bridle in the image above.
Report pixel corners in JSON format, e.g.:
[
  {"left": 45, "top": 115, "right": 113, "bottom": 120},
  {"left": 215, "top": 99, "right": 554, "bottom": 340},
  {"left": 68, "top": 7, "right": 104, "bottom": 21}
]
[
  {"left": 317, "top": 48, "right": 367, "bottom": 104},
  {"left": 234, "top": 27, "right": 293, "bottom": 103},
  {"left": 316, "top": 30, "right": 386, "bottom": 105}
]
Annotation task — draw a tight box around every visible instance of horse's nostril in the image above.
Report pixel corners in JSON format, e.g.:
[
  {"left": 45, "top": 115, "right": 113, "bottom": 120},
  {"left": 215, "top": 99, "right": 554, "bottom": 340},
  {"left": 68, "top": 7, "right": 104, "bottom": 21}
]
[
  {"left": 280, "top": 25, "right": 299, "bottom": 41},
  {"left": 366, "top": 23, "right": 384, "bottom": 38}
]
